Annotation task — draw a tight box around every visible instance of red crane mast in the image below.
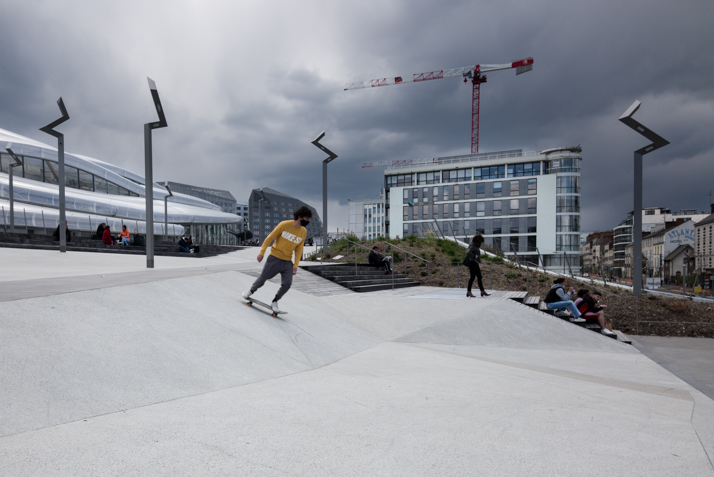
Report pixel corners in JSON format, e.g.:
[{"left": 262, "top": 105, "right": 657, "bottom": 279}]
[{"left": 345, "top": 57, "right": 533, "bottom": 154}]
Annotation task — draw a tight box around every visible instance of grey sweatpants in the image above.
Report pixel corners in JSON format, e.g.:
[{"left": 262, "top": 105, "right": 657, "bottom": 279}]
[{"left": 250, "top": 255, "right": 294, "bottom": 302}]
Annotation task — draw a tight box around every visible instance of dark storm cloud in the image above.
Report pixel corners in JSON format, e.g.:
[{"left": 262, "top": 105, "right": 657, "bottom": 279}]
[{"left": 1, "top": 0, "right": 712, "bottom": 231}]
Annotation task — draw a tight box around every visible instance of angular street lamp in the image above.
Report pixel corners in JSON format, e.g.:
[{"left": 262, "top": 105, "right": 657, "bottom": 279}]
[
  {"left": 311, "top": 131, "right": 338, "bottom": 260},
  {"left": 144, "top": 77, "right": 168, "bottom": 268},
  {"left": 39, "top": 98, "right": 70, "bottom": 252},
  {"left": 619, "top": 100, "right": 669, "bottom": 297},
  {"left": 164, "top": 184, "right": 172, "bottom": 241},
  {"left": 4, "top": 144, "right": 24, "bottom": 234}
]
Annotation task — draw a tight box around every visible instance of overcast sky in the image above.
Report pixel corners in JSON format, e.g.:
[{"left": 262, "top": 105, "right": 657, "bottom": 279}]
[{"left": 1, "top": 0, "right": 712, "bottom": 232}]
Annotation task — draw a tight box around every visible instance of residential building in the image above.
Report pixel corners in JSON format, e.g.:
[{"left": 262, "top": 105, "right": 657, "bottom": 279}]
[
  {"left": 0, "top": 127, "right": 242, "bottom": 244},
  {"left": 383, "top": 146, "right": 582, "bottom": 271},
  {"left": 247, "top": 187, "right": 322, "bottom": 244},
  {"left": 642, "top": 219, "right": 696, "bottom": 279},
  {"left": 348, "top": 190, "right": 386, "bottom": 240},
  {"left": 695, "top": 205, "right": 714, "bottom": 276},
  {"left": 612, "top": 207, "right": 710, "bottom": 277},
  {"left": 581, "top": 231, "right": 613, "bottom": 275}
]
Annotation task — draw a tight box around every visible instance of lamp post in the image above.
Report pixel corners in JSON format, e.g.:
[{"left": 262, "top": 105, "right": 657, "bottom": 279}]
[
  {"left": 164, "top": 184, "right": 172, "bottom": 241},
  {"left": 311, "top": 131, "right": 338, "bottom": 260},
  {"left": 258, "top": 188, "right": 266, "bottom": 244},
  {"left": 144, "top": 77, "right": 168, "bottom": 268},
  {"left": 39, "top": 98, "right": 70, "bottom": 252},
  {"left": 5, "top": 144, "right": 24, "bottom": 234},
  {"left": 619, "top": 100, "right": 669, "bottom": 296}
]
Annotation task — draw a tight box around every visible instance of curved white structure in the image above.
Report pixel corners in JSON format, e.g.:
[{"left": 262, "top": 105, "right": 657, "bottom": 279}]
[{"left": 0, "top": 127, "right": 242, "bottom": 244}]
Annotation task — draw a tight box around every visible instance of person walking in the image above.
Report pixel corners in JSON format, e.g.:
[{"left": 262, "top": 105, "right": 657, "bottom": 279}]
[
  {"left": 465, "top": 234, "right": 490, "bottom": 297},
  {"left": 242, "top": 205, "right": 312, "bottom": 313}
]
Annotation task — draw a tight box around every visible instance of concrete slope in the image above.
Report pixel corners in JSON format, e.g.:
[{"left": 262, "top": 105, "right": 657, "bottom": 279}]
[
  {"left": 0, "top": 271, "right": 381, "bottom": 438},
  {"left": 323, "top": 287, "right": 636, "bottom": 353}
]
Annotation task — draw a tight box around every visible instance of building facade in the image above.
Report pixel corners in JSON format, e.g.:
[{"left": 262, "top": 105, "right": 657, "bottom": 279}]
[
  {"left": 581, "top": 231, "right": 613, "bottom": 275},
  {"left": 247, "top": 187, "right": 322, "bottom": 244},
  {"left": 0, "top": 127, "right": 242, "bottom": 244},
  {"left": 612, "top": 208, "right": 709, "bottom": 277},
  {"left": 695, "top": 208, "right": 714, "bottom": 276},
  {"left": 157, "top": 181, "right": 237, "bottom": 215},
  {"left": 348, "top": 190, "right": 386, "bottom": 240},
  {"left": 383, "top": 146, "right": 582, "bottom": 271}
]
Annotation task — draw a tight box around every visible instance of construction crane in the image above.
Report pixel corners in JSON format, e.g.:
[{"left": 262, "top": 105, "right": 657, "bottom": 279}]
[{"left": 345, "top": 57, "right": 533, "bottom": 154}]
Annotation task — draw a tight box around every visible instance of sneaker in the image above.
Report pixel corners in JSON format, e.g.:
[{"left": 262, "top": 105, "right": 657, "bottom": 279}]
[
  {"left": 241, "top": 290, "right": 252, "bottom": 299},
  {"left": 271, "top": 301, "right": 280, "bottom": 313},
  {"left": 569, "top": 316, "right": 586, "bottom": 323},
  {"left": 601, "top": 328, "right": 615, "bottom": 336}
]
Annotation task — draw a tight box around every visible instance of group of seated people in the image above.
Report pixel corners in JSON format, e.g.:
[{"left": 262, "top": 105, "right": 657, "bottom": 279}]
[
  {"left": 93, "top": 223, "right": 131, "bottom": 246},
  {"left": 544, "top": 277, "right": 614, "bottom": 336},
  {"left": 178, "top": 235, "right": 198, "bottom": 253}
]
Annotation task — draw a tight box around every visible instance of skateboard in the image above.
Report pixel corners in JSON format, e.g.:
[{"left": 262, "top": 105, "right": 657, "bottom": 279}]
[{"left": 244, "top": 297, "right": 288, "bottom": 317}]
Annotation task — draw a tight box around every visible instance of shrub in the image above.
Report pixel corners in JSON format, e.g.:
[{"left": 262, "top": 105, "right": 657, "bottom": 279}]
[
  {"left": 505, "top": 272, "right": 519, "bottom": 279},
  {"left": 665, "top": 299, "right": 687, "bottom": 313},
  {"left": 421, "top": 271, "right": 427, "bottom": 277},
  {"left": 431, "top": 270, "right": 437, "bottom": 274}
]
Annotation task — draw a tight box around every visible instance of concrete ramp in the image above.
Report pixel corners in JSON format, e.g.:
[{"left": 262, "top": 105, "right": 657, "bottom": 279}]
[{"left": 0, "top": 271, "right": 381, "bottom": 438}]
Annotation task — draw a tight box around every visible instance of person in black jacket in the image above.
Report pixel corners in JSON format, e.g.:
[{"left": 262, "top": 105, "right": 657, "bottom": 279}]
[
  {"left": 465, "top": 234, "right": 489, "bottom": 297},
  {"left": 53, "top": 220, "right": 71, "bottom": 242},
  {"left": 94, "top": 223, "right": 106, "bottom": 240},
  {"left": 369, "top": 245, "right": 392, "bottom": 274}
]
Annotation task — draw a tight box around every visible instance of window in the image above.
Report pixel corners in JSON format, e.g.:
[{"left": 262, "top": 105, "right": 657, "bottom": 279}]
[
  {"left": 527, "top": 198, "right": 537, "bottom": 214},
  {"left": 417, "top": 171, "right": 440, "bottom": 185},
  {"left": 493, "top": 200, "right": 502, "bottom": 216},
  {"left": 464, "top": 184, "right": 470, "bottom": 199},
  {"left": 507, "top": 161, "right": 541, "bottom": 177},
  {"left": 557, "top": 215, "right": 580, "bottom": 232},
  {"left": 65, "top": 166, "right": 80, "bottom": 189},
  {"left": 546, "top": 157, "right": 580, "bottom": 174},
  {"left": 510, "top": 181, "right": 520, "bottom": 196},
  {"left": 423, "top": 205, "right": 429, "bottom": 217},
  {"left": 403, "top": 189, "right": 409, "bottom": 199},
  {"left": 476, "top": 219, "right": 485, "bottom": 234},
  {"left": 412, "top": 206, "right": 418, "bottom": 220},
  {"left": 474, "top": 165, "right": 505, "bottom": 180},
  {"left": 464, "top": 220, "right": 470, "bottom": 230},
  {"left": 443, "top": 186, "right": 449, "bottom": 201},
  {"left": 43, "top": 160, "right": 59, "bottom": 184},
  {"left": 557, "top": 176, "right": 580, "bottom": 193},
  {"left": 527, "top": 179, "right": 537, "bottom": 195},
  {"left": 453, "top": 203, "right": 460, "bottom": 218},
  {"left": 557, "top": 234, "right": 581, "bottom": 251},
  {"left": 443, "top": 169, "right": 472, "bottom": 183},
  {"left": 403, "top": 207, "right": 409, "bottom": 220},
  {"left": 492, "top": 237, "right": 502, "bottom": 252},
  {"left": 386, "top": 174, "right": 413, "bottom": 188},
  {"left": 527, "top": 217, "right": 537, "bottom": 233},
  {"left": 79, "top": 170, "right": 93, "bottom": 191},
  {"left": 23, "top": 157, "right": 43, "bottom": 182},
  {"left": 453, "top": 185, "right": 460, "bottom": 200},
  {"left": 476, "top": 202, "right": 485, "bottom": 217},
  {"left": 510, "top": 199, "right": 519, "bottom": 214},
  {"left": 433, "top": 186, "right": 439, "bottom": 198},
  {"left": 476, "top": 183, "right": 485, "bottom": 198},
  {"left": 453, "top": 220, "right": 461, "bottom": 232},
  {"left": 510, "top": 218, "right": 519, "bottom": 234},
  {"left": 510, "top": 236, "right": 519, "bottom": 253},
  {"left": 443, "top": 203, "right": 450, "bottom": 218},
  {"left": 492, "top": 219, "right": 502, "bottom": 234},
  {"left": 423, "top": 187, "right": 429, "bottom": 198},
  {"left": 527, "top": 236, "right": 537, "bottom": 252},
  {"left": 557, "top": 196, "right": 580, "bottom": 212},
  {"left": 464, "top": 203, "right": 470, "bottom": 217},
  {"left": 493, "top": 182, "right": 502, "bottom": 197},
  {"left": 645, "top": 210, "right": 656, "bottom": 215}
]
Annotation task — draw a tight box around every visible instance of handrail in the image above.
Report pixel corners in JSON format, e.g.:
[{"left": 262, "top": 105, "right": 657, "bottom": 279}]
[
  {"left": 343, "top": 237, "right": 375, "bottom": 275},
  {"left": 384, "top": 241, "right": 430, "bottom": 286}
]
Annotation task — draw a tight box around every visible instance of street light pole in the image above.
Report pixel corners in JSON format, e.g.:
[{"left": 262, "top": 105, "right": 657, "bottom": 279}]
[
  {"left": 39, "top": 98, "right": 70, "bottom": 252},
  {"left": 311, "top": 132, "right": 338, "bottom": 261},
  {"left": 144, "top": 77, "right": 168, "bottom": 269},
  {"left": 164, "top": 184, "right": 173, "bottom": 241},
  {"left": 619, "top": 100, "right": 669, "bottom": 297},
  {"left": 5, "top": 145, "right": 23, "bottom": 234}
]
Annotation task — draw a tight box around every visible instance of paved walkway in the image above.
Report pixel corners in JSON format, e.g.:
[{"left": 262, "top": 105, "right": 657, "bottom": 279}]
[{"left": 0, "top": 248, "right": 713, "bottom": 475}]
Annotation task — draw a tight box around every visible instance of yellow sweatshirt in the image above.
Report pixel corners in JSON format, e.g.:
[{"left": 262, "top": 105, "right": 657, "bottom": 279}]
[{"left": 260, "top": 220, "right": 307, "bottom": 268}]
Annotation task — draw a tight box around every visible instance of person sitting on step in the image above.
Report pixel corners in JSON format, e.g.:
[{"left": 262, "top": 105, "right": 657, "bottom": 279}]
[
  {"left": 577, "top": 289, "right": 615, "bottom": 336},
  {"left": 369, "top": 245, "right": 393, "bottom": 274},
  {"left": 544, "top": 277, "right": 585, "bottom": 322}
]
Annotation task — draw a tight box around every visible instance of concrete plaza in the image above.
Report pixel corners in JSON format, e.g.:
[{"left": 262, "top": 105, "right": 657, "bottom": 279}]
[{"left": 0, "top": 247, "right": 712, "bottom": 476}]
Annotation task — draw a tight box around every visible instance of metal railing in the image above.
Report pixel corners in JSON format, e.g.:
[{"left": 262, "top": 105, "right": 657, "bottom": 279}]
[{"left": 384, "top": 241, "right": 431, "bottom": 286}]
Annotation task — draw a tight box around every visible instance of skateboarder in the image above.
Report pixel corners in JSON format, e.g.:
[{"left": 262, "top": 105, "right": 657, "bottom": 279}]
[{"left": 242, "top": 205, "right": 312, "bottom": 313}]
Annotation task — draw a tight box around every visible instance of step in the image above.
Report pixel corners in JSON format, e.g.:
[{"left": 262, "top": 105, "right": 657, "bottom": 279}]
[
  {"left": 351, "top": 282, "right": 421, "bottom": 292},
  {"left": 336, "top": 278, "right": 415, "bottom": 287}
]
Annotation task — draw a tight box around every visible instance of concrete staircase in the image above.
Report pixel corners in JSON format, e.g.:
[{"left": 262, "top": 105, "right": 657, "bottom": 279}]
[{"left": 301, "top": 263, "right": 421, "bottom": 293}]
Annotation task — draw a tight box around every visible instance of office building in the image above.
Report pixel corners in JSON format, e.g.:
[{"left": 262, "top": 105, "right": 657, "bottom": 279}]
[
  {"left": 248, "top": 187, "right": 322, "bottom": 243},
  {"left": 0, "top": 127, "right": 242, "bottom": 245},
  {"left": 348, "top": 190, "right": 386, "bottom": 240},
  {"left": 383, "top": 146, "right": 583, "bottom": 271}
]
